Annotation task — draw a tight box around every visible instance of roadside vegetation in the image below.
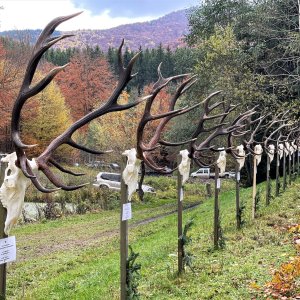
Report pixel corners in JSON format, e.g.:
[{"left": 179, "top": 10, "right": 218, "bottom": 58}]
[{"left": 6, "top": 175, "right": 300, "bottom": 299}]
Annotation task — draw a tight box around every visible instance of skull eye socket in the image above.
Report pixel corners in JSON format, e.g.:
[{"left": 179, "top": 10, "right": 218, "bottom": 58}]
[{"left": 7, "top": 169, "right": 11, "bottom": 176}]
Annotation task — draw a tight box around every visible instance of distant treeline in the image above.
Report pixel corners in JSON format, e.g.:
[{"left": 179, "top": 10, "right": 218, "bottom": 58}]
[{"left": 44, "top": 44, "right": 197, "bottom": 93}]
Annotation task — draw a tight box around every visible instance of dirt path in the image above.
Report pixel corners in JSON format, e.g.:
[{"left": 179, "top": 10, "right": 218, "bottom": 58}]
[{"left": 16, "top": 202, "right": 201, "bottom": 261}]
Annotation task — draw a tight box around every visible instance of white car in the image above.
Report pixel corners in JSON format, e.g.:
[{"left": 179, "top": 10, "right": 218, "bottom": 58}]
[{"left": 93, "top": 172, "right": 155, "bottom": 193}]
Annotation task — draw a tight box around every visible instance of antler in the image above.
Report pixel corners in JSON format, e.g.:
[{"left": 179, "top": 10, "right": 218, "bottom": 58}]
[
  {"left": 190, "top": 94, "right": 244, "bottom": 166},
  {"left": 12, "top": 13, "right": 145, "bottom": 192},
  {"left": 136, "top": 64, "right": 198, "bottom": 173}
]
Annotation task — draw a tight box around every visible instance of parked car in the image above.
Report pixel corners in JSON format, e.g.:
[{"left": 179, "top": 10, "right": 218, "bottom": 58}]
[
  {"left": 191, "top": 168, "right": 235, "bottom": 179},
  {"left": 93, "top": 172, "right": 155, "bottom": 193}
]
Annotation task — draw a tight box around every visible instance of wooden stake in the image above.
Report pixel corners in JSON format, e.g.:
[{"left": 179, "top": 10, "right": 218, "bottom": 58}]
[
  {"left": 298, "top": 149, "right": 299, "bottom": 177},
  {"left": 0, "top": 162, "right": 7, "bottom": 299},
  {"left": 288, "top": 153, "right": 292, "bottom": 185},
  {"left": 235, "top": 162, "right": 241, "bottom": 230},
  {"left": 252, "top": 155, "right": 257, "bottom": 219},
  {"left": 120, "top": 157, "right": 129, "bottom": 300},
  {"left": 283, "top": 152, "right": 287, "bottom": 191},
  {"left": 177, "top": 155, "right": 184, "bottom": 274},
  {"left": 214, "top": 164, "right": 220, "bottom": 249},
  {"left": 275, "top": 151, "right": 280, "bottom": 196},
  {"left": 266, "top": 155, "right": 270, "bottom": 206}
]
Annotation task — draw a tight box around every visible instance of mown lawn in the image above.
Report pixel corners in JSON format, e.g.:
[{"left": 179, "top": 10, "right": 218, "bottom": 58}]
[{"left": 6, "top": 176, "right": 300, "bottom": 299}]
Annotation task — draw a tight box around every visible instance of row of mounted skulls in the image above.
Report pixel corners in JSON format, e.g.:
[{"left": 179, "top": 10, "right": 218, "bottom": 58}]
[{"left": 0, "top": 140, "right": 298, "bottom": 235}]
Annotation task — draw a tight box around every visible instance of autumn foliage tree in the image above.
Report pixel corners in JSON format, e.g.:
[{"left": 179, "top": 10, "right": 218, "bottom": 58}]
[
  {"left": 21, "top": 80, "right": 72, "bottom": 159},
  {"left": 55, "top": 51, "right": 115, "bottom": 122}
]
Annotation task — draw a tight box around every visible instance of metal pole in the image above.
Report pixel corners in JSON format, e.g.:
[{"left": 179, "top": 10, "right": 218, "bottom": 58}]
[
  {"left": 235, "top": 162, "right": 241, "bottom": 230},
  {"left": 177, "top": 156, "right": 183, "bottom": 274},
  {"left": 120, "top": 158, "right": 128, "bottom": 300},
  {"left": 266, "top": 155, "right": 270, "bottom": 205},
  {"left": 0, "top": 162, "right": 7, "bottom": 299},
  {"left": 214, "top": 164, "right": 220, "bottom": 249},
  {"left": 252, "top": 155, "right": 257, "bottom": 219}
]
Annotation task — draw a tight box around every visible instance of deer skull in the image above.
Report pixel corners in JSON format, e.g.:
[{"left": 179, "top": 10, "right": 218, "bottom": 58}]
[
  {"left": 236, "top": 145, "right": 246, "bottom": 171},
  {"left": 178, "top": 149, "right": 191, "bottom": 185},
  {"left": 278, "top": 143, "right": 284, "bottom": 159},
  {"left": 267, "top": 144, "right": 275, "bottom": 163},
  {"left": 122, "top": 148, "right": 141, "bottom": 201},
  {"left": 254, "top": 144, "right": 263, "bottom": 166},
  {"left": 284, "top": 142, "right": 290, "bottom": 156},
  {"left": 0, "top": 152, "right": 37, "bottom": 234},
  {"left": 217, "top": 150, "right": 227, "bottom": 176}
]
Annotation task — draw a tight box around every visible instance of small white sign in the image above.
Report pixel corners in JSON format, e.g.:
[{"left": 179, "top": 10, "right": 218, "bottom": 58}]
[
  {"left": 217, "top": 178, "right": 221, "bottom": 189},
  {"left": 122, "top": 203, "right": 132, "bottom": 221},
  {"left": 236, "top": 172, "right": 240, "bottom": 181},
  {"left": 0, "top": 236, "right": 16, "bottom": 264},
  {"left": 180, "top": 188, "right": 184, "bottom": 202}
]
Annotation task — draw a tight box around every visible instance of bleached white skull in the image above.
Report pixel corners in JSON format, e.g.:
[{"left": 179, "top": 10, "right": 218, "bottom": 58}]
[
  {"left": 291, "top": 141, "right": 297, "bottom": 154},
  {"left": 122, "top": 148, "right": 141, "bottom": 201},
  {"left": 278, "top": 143, "right": 284, "bottom": 160},
  {"left": 178, "top": 149, "right": 191, "bottom": 185},
  {"left": 236, "top": 145, "right": 246, "bottom": 171},
  {"left": 254, "top": 144, "right": 263, "bottom": 166},
  {"left": 284, "top": 142, "right": 290, "bottom": 156},
  {"left": 217, "top": 150, "right": 227, "bottom": 176},
  {"left": 267, "top": 144, "right": 275, "bottom": 163},
  {"left": 0, "top": 152, "right": 37, "bottom": 234}
]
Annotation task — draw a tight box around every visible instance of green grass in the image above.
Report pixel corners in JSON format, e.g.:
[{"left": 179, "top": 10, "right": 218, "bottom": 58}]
[{"left": 6, "top": 176, "right": 300, "bottom": 299}]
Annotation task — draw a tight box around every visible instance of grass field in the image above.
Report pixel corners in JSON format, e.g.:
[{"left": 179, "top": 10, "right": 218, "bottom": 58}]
[{"left": 6, "top": 176, "right": 300, "bottom": 299}]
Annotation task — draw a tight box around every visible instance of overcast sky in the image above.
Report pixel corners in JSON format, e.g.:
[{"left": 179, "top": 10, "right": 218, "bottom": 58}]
[{"left": 0, "top": 0, "right": 199, "bottom": 32}]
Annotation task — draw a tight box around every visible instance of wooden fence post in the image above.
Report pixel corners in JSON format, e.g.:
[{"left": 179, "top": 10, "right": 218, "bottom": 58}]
[
  {"left": 214, "top": 164, "right": 220, "bottom": 249},
  {"left": 275, "top": 150, "right": 280, "bottom": 197},
  {"left": 283, "top": 152, "right": 287, "bottom": 191},
  {"left": 266, "top": 155, "right": 270, "bottom": 205},
  {"left": 177, "top": 155, "right": 184, "bottom": 274},
  {"left": 0, "top": 161, "right": 7, "bottom": 299},
  {"left": 120, "top": 158, "right": 129, "bottom": 300},
  {"left": 288, "top": 152, "right": 292, "bottom": 185},
  {"left": 252, "top": 155, "right": 257, "bottom": 219},
  {"left": 235, "top": 162, "right": 241, "bottom": 229}
]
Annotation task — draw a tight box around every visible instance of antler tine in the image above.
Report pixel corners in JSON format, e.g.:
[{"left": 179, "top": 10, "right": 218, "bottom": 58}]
[{"left": 12, "top": 12, "right": 82, "bottom": 151}]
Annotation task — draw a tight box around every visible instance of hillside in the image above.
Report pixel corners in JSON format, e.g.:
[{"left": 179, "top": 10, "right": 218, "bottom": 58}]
[{"left": 0, "top": 9, "right": 190, "bottom": 51}]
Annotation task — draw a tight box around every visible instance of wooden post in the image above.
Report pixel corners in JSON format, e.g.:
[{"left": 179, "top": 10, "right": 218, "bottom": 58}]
[
  {"left": 266, "top": 155, "right": 270, "bottom": 205},
  {"left": 235, "top": 162, "right": 241, "bottom": 230},
  {"left": 214, "top": 164, "right": 220, "bottom": 249},
  {"left": 293, "top": 151, "right": 295, "bottom": 180},
  {"left": 297, "top": 146, "right": 300, "bottom": 176},
  {"left": 252, "top": 155, "right": 257, "bottom": 219},
  {"left": 283, "top": 152, "right": 287, "bottom": 191},
  {"left": 275, "top": 151, "right": 280, "bottom": 197},
  {"left": 177, "top": 156, "right": 184, "bottom": 274},
  {"left": 120, "top": 158, "right": 128, "bottom": 300},
  {"left": 288, "top": 152, "right": 292, "bottom": 185},
  {"left": 0, "top": 161, "right": 7, "bottom": 299}
]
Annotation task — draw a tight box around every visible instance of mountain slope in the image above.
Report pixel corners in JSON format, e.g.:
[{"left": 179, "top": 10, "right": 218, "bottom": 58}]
[{"left": 0, "top": 10, "right": 190, "bottom": 51}]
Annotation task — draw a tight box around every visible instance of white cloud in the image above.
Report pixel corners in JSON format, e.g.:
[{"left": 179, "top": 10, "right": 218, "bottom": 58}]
[{"left": 0, "top": 0, "right": 156, "bottom": 31}]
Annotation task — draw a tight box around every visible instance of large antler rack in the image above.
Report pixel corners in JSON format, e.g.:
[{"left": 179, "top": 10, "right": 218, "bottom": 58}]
[
  {"left": 226, "top": 107, "right": 257, "bottom": 159},
  {"left": 262, "top": 111, "right": 290, "bottom": 153},
  {"left": 241, "top": 113, "right": 269, "bottom": 156},
  {"left": 136, "top": 64, "right": 199, "bottom": 173},
  {"left": 12, "top": 13, "right": 146, "bottom": 192},
  {"left": 189, "top": 92, "right": 246, "bottom": 167}
]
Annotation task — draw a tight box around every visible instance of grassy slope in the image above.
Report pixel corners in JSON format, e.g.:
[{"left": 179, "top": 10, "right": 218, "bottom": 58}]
[{"left": 7, "top": 178, "right": 300, "bottom": 299}]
